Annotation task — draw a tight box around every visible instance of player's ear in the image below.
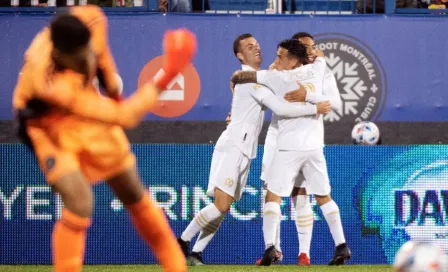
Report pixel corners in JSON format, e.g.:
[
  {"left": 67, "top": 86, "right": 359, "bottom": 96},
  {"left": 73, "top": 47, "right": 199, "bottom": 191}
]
[{"left": 236, "top": 52, "right": 244, "bottom": 63}]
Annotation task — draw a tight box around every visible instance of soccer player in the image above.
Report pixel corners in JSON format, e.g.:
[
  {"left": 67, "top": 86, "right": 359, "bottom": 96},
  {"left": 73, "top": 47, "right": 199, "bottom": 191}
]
[
  {"left": 12, "top": 6, "right": 196, "bottom": 272},
  {"left": 177, "top": 33, "right": 331, "bottom": 266},
  {"left": 230, "top": 38, "right": 335, "bottom": 266},
  {"left": 258, "top": 32, "right": 349, "bottom": 266}
]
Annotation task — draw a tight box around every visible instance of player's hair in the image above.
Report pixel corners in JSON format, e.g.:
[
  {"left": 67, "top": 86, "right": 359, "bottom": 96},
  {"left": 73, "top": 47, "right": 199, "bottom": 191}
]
[
  {"left": 50, "top": 14, "right": 91, "bottom": 54},
  {"left": 233, "top": 33, "right": 253, "bottom": 57},
  {"left": 277, "top": 39, "right": 308, "bottom": 64},
  {"left": 291, "top": 32, "right": 314, "bottom": 40}
]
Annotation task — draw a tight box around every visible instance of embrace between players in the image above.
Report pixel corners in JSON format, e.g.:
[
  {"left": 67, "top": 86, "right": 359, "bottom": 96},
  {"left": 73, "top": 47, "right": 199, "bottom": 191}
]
[
  {"left": 178, "top": 33, "right": 352, "bottom": 267},
  {"left": 13, "top": 5, "right": 350, "bottom": 270}
]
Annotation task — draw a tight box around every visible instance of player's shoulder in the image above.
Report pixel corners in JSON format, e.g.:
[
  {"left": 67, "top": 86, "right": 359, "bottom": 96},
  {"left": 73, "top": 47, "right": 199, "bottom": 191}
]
[
  {"left": 24, "top": 28, "right": 51, "bottom": 63},
  {"left": 70, "top": 4, "right": 107, "bottom": 28}
]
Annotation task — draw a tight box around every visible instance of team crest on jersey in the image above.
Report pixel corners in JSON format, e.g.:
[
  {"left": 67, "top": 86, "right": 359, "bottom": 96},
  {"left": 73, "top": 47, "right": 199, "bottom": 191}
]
[
  {"left": 314, "top": 33, "right": 387, "bottom": 123},
  {"left": 224, "top": 178, "right": 234, "bottom": 187},
  {"left": 252, "top": 84, "right": 262, "bottom": 90}
]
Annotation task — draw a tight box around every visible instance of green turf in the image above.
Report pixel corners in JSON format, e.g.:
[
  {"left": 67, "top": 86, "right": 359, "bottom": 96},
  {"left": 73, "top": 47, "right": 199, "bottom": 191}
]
[{"left": 0, "top": 265, "right": 393, "bottom": 272}]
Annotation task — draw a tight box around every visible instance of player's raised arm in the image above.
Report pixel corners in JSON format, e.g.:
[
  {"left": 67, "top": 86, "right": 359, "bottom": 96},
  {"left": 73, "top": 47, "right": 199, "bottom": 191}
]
[
  {"left": 230, "top": 69, "right": 286, "bottom": 95},
  {"left": 36, "top": 28, "right": 197, "bottom": 129},
  {"left": 70, "top": 5, "right": 122, "bottom": 99},
  {"left": 249, "top": 85, "right": 330, "bottom": 117}
]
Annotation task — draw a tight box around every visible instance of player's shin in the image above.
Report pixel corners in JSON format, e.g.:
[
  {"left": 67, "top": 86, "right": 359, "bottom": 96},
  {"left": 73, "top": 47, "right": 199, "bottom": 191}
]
[
  {"left": 320, "top": 200, "right": 346, "bottom": 246},
  {"left": 181, "top": 203, "right": 224, "bottom": 242},
  {"left": 293, "top": 195, "right": 314, "bottom": 258},
  {"left": 53, "top": 209, "right": 91, "bottom": 272},
  {"left": 126, "top": 193, "right": 187, "bottom": 272},
  {"left": 191, "top": 214, "right": 225, "bottom": 253},
  {"left": 262, "top": 201, "right": 281, "bottom": 249}
]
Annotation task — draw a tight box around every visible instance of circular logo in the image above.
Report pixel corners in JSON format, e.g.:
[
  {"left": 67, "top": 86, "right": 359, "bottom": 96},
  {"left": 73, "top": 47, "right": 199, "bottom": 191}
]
[
  {"left": 314, "top": 33, "right": 387, "bottom": 124},
  {"left": 138, "top": 56, "right": 201, "bottom": 118}
]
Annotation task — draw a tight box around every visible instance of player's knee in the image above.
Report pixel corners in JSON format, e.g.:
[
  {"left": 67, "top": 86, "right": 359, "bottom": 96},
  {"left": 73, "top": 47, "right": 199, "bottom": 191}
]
[
  {"left": 52, "top": 172, "right": 93, "bottom": 218},
  {"left": 296, "top": 195, "right": 309, "bottom": 208},
  {"left": 265, "top": 190, "right": 281, "bottom": 203},
  {"left": 107, "top": 168, "right": 145, "bottom": 205},
  {"left": 315, "top": 194, "right": 332, "bottom": 206}
]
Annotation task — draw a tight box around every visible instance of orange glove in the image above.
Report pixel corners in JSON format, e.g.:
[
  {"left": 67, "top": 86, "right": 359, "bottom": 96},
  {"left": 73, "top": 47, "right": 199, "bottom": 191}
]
[{"left": 155, "top": 28, "right": 197, "bottom": 90}]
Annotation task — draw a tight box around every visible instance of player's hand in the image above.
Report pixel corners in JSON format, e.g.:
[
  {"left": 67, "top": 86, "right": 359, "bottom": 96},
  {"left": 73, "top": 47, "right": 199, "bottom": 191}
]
[
  {"left": 163, "top": 28, "right": 197, "bottom": 73},
  {"left": 315, "top": 49, "right": 325, "bottom": 58},
  {"left": 284, "top": 85, "right": 307, "bottom": 102},
  {"left": 155, "top": 28, "right": 197, "bottom": 90},
  {"left": 226, "top": 112, "right": 231, "bottom": 126},
  {"left": 316, "top": 101, "right": 331, "bottom": 114}
]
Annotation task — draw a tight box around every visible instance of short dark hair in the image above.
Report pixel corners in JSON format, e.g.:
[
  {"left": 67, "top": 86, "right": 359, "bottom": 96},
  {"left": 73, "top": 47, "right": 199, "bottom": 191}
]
[
  {"left": 50, "top": 14, "right": 91, "bottom": 54},
  {"left": 233, "top": 33, "right": 253, "bottom": 57},
  {"left": 291, "top": 32, "right": 314, "bottom": 40},
  {"left": 277, "top": 39, "right": 308, "bottom": 64}
]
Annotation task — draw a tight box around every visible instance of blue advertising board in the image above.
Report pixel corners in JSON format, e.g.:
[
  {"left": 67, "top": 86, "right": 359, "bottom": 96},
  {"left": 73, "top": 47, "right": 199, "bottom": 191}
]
[
  {"left": 0, "top": 14, "right": 448, "bottom": 122},
  {"left": 1, "top": 144, "right": 448, "bottom": 264}
]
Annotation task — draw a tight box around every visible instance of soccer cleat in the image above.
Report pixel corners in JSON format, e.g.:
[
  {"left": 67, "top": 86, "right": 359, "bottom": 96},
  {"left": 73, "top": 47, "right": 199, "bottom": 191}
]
[
  {"left": 177, "top": 238, "right": 190, "bottom": 258},
  {"left": 298, "top": 253, "right": 310, "bottom": 266},
  {"left": 257, "top": 245, "right": 277, "bottom": 266},
  {"left": 255, "top": 250, "right": 283, "bottom": 265},
  {"left": 187, "top": 251, "right": 204, "bottom": 266},
  {"left": 328, "top": 243, "right": 352, "bottom": 265}
]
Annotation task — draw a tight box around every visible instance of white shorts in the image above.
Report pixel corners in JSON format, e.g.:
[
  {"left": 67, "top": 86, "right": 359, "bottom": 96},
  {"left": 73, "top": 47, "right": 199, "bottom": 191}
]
[
  {"left": 265, "top": 149, "right": 331, "bottom": 197},
  {"left": 260, "top": 143, "right": 276, "bottom": 182},
  {"left": 206, "top": 146, "right": 251, "bottom": 201}
]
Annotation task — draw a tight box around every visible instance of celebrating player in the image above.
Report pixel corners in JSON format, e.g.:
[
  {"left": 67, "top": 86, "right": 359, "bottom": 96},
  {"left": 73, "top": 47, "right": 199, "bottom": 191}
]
[
  {"left": 177, "top": 33, "right": 331, "bottom": 266},
  {"left": 12, "top": 6, "right": 196, "bottom": 272},
  {"left": 230, "top": 38, "right": 336, "bottom": 266},
  {"left": 257, "top": 32, "right": 349, "bottom": 266}
]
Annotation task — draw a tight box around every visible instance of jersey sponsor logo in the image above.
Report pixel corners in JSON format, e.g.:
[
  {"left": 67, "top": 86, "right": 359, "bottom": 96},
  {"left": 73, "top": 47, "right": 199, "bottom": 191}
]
[
  {"left": 138, "top": 55, "right": 201, "bottom": 118},
  {"left": 314, "top": 33, "right": 387, "bottom": 123}
]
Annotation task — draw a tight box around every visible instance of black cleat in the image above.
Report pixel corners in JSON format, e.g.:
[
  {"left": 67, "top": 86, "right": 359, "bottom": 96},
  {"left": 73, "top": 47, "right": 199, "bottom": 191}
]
[
  {"left": 177, "top": 238, "right": 190, "bottom": 258},
  {"left": 187, "top": 251, "right": 204, "bottom": 266},
  {"left": 328, "top": 243, "right": 352, "bottom": 265},
  {"left": 257, "top": 245, "right": 277, "bottom": 266}
]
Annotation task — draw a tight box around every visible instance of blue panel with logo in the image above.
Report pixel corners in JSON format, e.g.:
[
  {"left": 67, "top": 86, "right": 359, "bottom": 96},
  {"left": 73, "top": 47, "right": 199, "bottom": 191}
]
[
  {"left": 0, "top": 14, "right": 447, "bottom": 122},
  {"left": 1, "top": 144, "right": 447, "bottom": 264}
]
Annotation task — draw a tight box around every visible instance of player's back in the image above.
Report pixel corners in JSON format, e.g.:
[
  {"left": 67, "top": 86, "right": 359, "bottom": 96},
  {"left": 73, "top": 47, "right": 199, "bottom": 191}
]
[
  {"left": 275, "top": 58, "right": 326, "bottom": 151},
  {"left": 13, "top": 23, "right": 124, "bottom": 153},
  {"left": 217, "top": 67, "right": 266, "bottom": 159}
]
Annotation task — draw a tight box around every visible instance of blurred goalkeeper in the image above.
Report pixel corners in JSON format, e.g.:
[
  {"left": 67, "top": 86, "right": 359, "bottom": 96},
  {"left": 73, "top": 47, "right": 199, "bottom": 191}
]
[{"left": 12, "top": 5, "right": 196, "bottom": 272}]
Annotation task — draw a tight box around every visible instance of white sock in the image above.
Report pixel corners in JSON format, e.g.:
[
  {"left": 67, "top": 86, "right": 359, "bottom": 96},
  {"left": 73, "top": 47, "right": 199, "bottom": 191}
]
[
  {"left": 181, "top": 204, "right": 223, "bottom": 242},
  {"left": 274, "top": 219, "right": 281, "bottom": 252},
  {"left": 192, "top": 214, "right": 225, "bottom": 253},
  {"left": 320, "top": 200, "right": 346, "bottom": 246},
  {"left": 263, "top": 202, "right": 281, "bottom": 249},
  {"left": 293, "top": 195, "right": 314, "bottom": 257}
]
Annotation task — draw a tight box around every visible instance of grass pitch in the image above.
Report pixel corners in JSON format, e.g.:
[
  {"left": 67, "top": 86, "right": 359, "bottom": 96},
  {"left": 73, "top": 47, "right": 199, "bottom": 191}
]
[{"left": 0, "top": 265, "right": 393, "bottom": 272}]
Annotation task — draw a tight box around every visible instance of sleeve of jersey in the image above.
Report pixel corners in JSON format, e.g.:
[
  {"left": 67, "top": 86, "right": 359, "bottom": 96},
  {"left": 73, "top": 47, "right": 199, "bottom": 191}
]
[
  {"left": 35, "top": 77, "right": 158, "bottom": 129},
  {"left": 257, "top": 89, "right": 317, "bottom": 117},
  {"left": 256, "top": 70, "right": 283, "bottom": 94},
  {"left": 73, "top": 5, "right": 120, "bottom": 96},
  {"left": 92, "top": 13, "right": 120, "bottom": 95},
  {"left": 305, "top": 69, "right": 342, "bottom": 112}
]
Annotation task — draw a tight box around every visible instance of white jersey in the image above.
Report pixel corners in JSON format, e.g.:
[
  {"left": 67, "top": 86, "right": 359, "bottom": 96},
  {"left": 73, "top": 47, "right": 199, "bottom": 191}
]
[
  {"left": 264, "top": 65, "right": 342, "bottom": 147},
  {"left": 218, "top": 64, "right": 319, "bottom": 159},
  {"left": 221, "top": 65, "right": 265, "bottom": 159},
  {"left": 257, "top": 57, "right": 330, "bottom": 151}
]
